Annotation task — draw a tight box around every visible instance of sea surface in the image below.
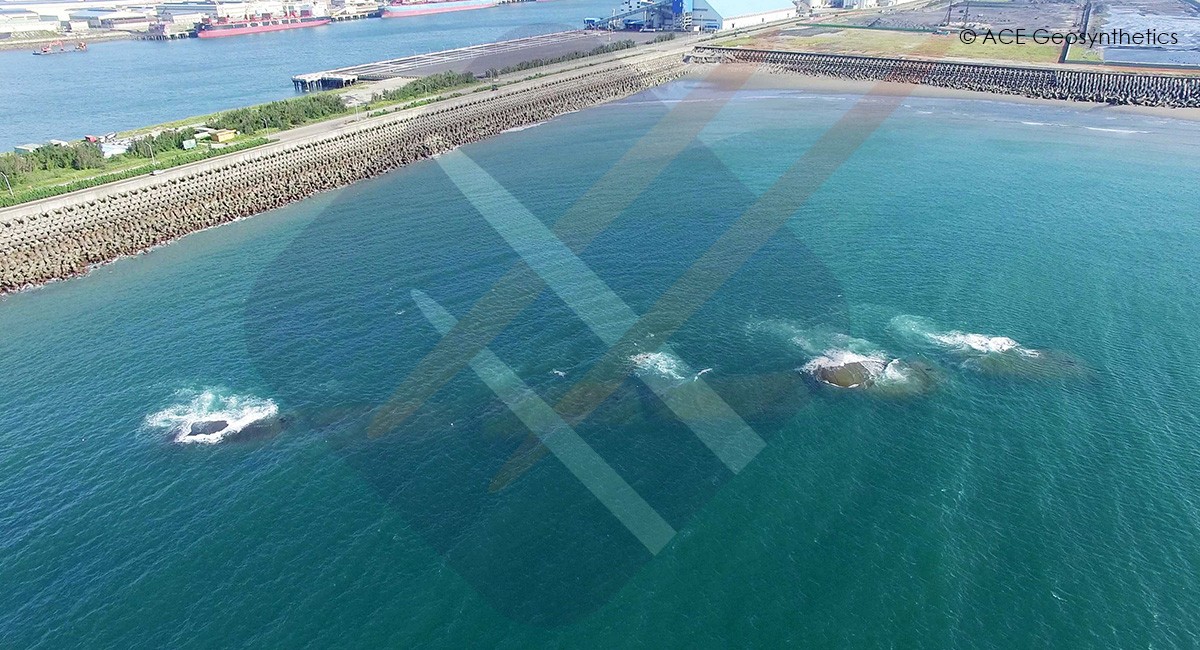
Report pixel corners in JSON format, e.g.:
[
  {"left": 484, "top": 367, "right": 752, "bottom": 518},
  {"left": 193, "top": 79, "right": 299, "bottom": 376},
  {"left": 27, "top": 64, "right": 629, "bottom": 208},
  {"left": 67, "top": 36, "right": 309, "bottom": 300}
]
[
  {"left": 0, "top": 0, "right": 615, "bottom": 150},
  {"left": 2, "top": 77, "right": 1200, "bottom": 646}
]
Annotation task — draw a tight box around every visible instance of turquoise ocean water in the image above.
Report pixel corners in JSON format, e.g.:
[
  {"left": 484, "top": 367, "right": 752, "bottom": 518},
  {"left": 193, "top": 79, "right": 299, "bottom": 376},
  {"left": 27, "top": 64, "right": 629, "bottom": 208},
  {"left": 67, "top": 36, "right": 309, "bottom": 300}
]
[{"left": 2, "top": 78, "right": 1200, "bottom": 646}]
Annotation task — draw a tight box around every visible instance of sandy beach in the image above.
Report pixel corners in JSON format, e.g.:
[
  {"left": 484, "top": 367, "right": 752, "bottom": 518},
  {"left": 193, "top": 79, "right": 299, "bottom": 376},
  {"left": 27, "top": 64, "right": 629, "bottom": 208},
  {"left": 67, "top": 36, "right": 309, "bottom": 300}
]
[{"left": 727, "top": 64, "right": 1200, "bottom": 122}]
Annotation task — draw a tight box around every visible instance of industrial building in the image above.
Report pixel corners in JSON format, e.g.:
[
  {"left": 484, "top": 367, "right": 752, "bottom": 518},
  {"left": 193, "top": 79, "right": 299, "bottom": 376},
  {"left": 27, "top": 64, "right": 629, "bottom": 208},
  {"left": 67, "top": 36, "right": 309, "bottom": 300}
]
[
  {"left": 692, "top": 0, "right": 799, "bottom": 30},
  {"left": 586, "top": 0, "right": 798, "bottom": 32},
  {"left": 66, "top": 8, "right": 154, "bottom": 31},
  {"left": 157, "top": 0, "right": 329, "bottom": 19},
  {"left": 0, "top": 8, "right": 57, "bottom": 35}
]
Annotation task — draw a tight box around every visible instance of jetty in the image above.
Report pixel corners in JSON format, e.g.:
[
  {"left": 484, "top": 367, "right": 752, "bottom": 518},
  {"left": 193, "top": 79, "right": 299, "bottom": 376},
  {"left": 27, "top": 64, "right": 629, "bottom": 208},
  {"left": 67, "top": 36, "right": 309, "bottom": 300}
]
[{"left": 691, "top": 46, "right": 1200, "bottom": 108}]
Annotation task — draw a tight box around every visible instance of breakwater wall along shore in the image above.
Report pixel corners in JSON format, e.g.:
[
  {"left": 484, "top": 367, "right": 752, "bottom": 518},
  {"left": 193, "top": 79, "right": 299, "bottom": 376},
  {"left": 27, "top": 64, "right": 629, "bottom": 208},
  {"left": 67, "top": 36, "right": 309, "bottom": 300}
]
[
  {"left": 690, "top": 46, "right": 1200, "bottom": 107},
  {"left": 0, "top": 56, "right": 685, "bottom": 294}
]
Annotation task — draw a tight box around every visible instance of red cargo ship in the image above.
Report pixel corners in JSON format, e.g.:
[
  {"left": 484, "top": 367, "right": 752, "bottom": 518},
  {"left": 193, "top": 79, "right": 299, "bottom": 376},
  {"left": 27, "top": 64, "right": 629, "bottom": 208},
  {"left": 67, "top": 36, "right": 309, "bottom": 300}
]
[{"left": 197, "top": 11, "right": 330, "bottom": 38}]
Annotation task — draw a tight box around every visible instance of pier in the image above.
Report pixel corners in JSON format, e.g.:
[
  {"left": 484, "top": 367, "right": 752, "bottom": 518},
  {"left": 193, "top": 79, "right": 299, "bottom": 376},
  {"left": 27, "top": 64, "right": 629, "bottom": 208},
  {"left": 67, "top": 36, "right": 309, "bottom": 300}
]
[
  {"left": 292, "top": 72, "right": 359, "bottom": 92},
  {"left": 329, "top": 7, "right": 384, "bottom": 21}
]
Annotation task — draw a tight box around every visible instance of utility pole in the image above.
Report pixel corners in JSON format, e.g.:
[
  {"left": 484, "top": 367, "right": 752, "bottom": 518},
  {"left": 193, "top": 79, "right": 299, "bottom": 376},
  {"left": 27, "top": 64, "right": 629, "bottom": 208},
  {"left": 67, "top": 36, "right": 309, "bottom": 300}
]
[{"left": 144, "top": 139, "right": 158, "bottom": 169}]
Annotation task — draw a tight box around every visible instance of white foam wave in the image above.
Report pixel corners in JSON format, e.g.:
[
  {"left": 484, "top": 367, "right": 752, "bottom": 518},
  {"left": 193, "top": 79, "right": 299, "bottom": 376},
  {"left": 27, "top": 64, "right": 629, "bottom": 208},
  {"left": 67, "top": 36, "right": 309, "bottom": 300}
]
[
  {"left": 748, "top": 319, "right": 882, "bottom": 357},
  {"left": 879, "top": 358, "right": 915, "bottom": 385},
  {"left": 750, "top": 319, "right": 930, "bottom": 390},
  {"left": 1083, "top": 126, "right": 1148, "bottom": 134},
  {"left": 889, "top": 315, "right": 1039, "bottom": 357},
  {"left": 802, "top": 349, "right": 890, "bottom": 388},
  {"left": 630, "top": 351, "right": 687, "bottom": 382},
  {"left": 929, "top": 331, "right": 1021, "bottom": 354},
  {"left": 146, "top": 389, "right": 278, "bottom": 445},
  {"left": 502, "top": 121, "right": 545, "bottom": 134}
]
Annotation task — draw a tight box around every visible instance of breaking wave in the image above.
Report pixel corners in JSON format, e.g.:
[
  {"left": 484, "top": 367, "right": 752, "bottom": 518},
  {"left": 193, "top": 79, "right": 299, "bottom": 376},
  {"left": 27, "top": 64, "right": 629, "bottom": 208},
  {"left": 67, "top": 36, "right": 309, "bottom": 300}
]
[
  {"left": 751, "top": 320, "right": 934, "bottom": 393},
  {"left": 889, "top": 315, "right": 1039, "bottom": 357},
  {"left": 1083, "top": 126, "right": 1148, "bottom": 134},
  {"left": 801, "top": 350, "right": 889, "bottom": 389},
  {"left": 889, "top": 315, "right": 1090, "bottom": 379},
  {"left": 146, "top": 389, "right": 279, "bottom": 445},
  {"left": 630, "top": 351, "right": 687, "bottom": 383},
  {"left": 748, "top": 319, "right": 883, "bottom": 358}
]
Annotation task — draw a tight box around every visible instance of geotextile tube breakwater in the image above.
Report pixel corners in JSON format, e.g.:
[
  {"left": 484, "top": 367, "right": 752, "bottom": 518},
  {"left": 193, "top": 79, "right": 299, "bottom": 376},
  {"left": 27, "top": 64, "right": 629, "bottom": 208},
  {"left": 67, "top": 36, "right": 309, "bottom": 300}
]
[
  {"left": 690, "top": 46, "right": 1200, "bottom": 108},
  {"left": 0, "top": 56, "right": 685, "bottom": 295}
]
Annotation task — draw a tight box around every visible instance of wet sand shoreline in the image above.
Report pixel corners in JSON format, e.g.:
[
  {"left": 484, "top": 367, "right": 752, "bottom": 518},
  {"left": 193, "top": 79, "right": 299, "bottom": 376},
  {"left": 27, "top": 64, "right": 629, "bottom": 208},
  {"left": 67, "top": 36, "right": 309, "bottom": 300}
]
[{"left": 735, "top": 69, "right": 1200, "bottom": 121}]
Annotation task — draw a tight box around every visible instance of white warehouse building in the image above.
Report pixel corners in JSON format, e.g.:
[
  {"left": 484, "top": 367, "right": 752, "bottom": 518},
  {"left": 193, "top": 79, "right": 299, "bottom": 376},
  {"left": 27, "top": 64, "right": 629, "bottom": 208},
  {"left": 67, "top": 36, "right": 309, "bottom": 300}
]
[{"left": 690, "top": 0, "right": 799, "bottom": 31}]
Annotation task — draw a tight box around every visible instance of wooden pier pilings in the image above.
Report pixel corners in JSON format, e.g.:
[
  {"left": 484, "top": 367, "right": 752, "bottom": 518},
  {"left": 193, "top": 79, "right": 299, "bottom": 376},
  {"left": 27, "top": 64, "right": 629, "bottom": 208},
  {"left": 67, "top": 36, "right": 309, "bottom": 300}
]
[{"left": 691, "top": 46, "right": 1200, "bottom": 108}]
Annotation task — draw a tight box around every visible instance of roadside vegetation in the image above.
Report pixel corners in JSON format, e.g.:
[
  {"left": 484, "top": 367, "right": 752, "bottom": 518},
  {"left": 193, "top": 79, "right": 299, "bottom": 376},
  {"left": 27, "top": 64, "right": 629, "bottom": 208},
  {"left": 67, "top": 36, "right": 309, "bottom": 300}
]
[
  {"left": 374, "top": 71, "right": 478, "bottom": 103},
  {"left": 0, "top": 127, "right": 208, "bottom": 201},
  {"left": 1064, "top": 44, "right": 1104, "bottom": 63},
  {"left": 207, "top": 94, "right": 347, "bottom": 135},
  {"left": 0, "top": 138, "right": 268, "bottom": 209}
]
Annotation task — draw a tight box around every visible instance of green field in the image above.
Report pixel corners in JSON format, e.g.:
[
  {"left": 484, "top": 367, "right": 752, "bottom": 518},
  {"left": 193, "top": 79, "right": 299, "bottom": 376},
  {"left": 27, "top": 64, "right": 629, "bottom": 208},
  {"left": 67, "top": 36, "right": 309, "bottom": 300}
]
[
  {"left": 1064, "top": 44, "right": 1104, "bottom": 63},
  {"left": 0, "top": 139, "right": 270, "bottom": 209}
]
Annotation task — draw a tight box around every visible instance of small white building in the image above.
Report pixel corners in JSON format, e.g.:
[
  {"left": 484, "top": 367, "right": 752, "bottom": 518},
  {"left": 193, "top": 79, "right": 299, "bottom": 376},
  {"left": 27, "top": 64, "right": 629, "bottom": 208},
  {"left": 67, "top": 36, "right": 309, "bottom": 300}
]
[
  {"left": 68, "top": 8, "right": 154, "bottom": 31},
  {"left": 157, "top": 0, "right": 328, "bottom": 19},
  {"left": 100, "top": 142, "right": 131, "bottom": 158},
  {"left": 691, "top": 0, "right": 799, "bottom": 31}
]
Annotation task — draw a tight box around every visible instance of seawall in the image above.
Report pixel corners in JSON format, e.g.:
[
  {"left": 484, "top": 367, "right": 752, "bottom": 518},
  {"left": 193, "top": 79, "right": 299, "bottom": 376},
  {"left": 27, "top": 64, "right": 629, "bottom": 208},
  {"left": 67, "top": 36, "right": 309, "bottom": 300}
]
[
  {"left": 0, "top": 54, "right": 685, "bottom": 294},
  {"left": 691, "top": 46, "right": 1200, "bottom": 108}
]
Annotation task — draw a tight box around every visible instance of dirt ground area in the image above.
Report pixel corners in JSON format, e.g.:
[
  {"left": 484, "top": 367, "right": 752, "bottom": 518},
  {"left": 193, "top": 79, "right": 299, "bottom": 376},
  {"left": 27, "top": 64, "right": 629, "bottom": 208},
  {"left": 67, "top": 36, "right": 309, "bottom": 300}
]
[
  {"left": 715, "top": 0, "right": 1200, "bottom": 67},
  {"left": 821, "top": 0, "right": 1085, "bottom": 32}
]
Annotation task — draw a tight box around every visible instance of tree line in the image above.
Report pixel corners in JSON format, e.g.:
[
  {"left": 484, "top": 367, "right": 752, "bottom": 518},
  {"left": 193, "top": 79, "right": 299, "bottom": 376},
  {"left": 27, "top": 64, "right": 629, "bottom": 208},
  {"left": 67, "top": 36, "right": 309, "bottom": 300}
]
[
  {"left": 0, "top": 128, "right": 199, "bottom": 184},
  {"left": 0, "top": 138, "right": 268, "bottom": 208},
  {"left": 375, "top": 71, "right": 478, "bottom": 103},
  {"left": 205, "top": 93, "right": 346, "bottom": 135}
]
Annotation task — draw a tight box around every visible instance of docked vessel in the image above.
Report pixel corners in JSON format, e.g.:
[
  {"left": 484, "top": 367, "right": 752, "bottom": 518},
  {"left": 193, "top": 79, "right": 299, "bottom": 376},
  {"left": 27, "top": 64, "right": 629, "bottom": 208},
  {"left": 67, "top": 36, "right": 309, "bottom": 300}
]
[
  {"left": 196, "top": 11, "right": 330, "bottom": 38},
  {"left": 32, "top": 41, "right": 88, "bottom": 55},
  {"left": 382, "top": 0, "right": 498, "bottom": 18}
]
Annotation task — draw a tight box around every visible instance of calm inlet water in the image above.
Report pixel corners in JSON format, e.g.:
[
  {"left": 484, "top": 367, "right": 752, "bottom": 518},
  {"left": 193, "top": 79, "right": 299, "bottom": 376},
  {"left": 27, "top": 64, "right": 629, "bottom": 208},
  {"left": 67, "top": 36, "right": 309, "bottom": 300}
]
[
  {"left": 0, "top": 0, "right": 615, "bottom": 150},
  {"left": 2, "top": 78, "right": 1200, "bottom": 646}
]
